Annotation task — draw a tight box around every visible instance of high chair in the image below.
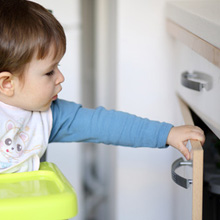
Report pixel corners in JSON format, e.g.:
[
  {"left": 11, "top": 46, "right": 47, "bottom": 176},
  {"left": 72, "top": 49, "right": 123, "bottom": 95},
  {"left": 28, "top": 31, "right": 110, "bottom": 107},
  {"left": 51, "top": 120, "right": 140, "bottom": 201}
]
[{"left": 0, "top": 162, "right": 78, "bottom": 220}]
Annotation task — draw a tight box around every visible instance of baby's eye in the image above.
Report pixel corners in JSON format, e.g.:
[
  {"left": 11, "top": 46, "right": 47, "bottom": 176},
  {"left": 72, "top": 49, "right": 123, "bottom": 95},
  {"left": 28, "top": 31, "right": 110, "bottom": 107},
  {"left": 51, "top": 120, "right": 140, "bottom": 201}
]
[{"left": 45, "top": 70, "right": 54, "bottom": 76}]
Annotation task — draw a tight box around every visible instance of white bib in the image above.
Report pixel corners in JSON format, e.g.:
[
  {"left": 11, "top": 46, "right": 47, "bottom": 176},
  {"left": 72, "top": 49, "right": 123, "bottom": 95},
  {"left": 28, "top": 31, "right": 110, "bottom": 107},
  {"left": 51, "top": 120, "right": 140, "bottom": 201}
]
[{"left": 0, "top": 101, "right": 52, "bottom": 173}]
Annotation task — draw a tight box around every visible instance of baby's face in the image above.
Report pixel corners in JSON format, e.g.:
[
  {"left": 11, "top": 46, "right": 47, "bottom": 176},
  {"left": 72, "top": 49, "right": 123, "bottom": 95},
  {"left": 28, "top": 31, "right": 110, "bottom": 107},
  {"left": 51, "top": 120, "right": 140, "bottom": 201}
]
[{"left": 11, "top": 47, "right": 64, "bottom": 111}]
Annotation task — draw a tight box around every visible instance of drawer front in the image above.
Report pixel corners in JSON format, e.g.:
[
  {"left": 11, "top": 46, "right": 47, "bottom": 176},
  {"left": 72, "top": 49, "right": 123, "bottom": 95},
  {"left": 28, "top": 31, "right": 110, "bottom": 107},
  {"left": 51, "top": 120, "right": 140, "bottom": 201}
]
[
  {"left": 175, "top": 42, "right": 220, "bottom": 138},
  {"left": 172, "top": 97, "right": 204, "bottom": 220}
]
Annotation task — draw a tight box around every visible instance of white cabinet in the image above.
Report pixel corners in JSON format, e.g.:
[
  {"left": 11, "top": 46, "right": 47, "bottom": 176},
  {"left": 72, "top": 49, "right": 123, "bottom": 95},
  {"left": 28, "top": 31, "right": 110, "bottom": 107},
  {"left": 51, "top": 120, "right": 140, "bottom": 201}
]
[{"left": 167, "top": 2, "right": 220, "bottom": 220}]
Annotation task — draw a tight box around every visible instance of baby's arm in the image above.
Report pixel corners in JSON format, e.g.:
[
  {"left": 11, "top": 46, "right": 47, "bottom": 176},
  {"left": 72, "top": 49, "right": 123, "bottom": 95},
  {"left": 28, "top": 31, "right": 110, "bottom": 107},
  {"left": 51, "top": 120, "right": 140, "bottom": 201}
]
[{"left": 166, "top": 125, "right": 205, "bottom": 160}]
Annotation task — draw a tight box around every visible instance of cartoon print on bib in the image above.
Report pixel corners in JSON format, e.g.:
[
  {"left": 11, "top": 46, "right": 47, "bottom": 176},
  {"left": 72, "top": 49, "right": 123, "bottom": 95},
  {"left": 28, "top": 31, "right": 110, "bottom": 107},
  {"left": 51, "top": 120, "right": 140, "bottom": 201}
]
[
  {"left": 0, "top": 120, "right": 42, "bottom": 169},
  {"left": 0, "top": 101, "right": 52, "bottom": 173}
]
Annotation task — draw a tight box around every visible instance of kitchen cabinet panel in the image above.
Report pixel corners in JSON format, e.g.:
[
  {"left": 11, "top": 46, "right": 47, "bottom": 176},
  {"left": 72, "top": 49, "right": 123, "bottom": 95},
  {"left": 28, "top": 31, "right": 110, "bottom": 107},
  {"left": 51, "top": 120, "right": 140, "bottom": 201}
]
[
  {"left": 178, "top": 97, "right": 203, "bottom": 220},
  {"left": 167, "top": 2, "right": 220, "bottom": 220},
  {"left": 166, "top": 2, "right": 220, "bottom": 139}
]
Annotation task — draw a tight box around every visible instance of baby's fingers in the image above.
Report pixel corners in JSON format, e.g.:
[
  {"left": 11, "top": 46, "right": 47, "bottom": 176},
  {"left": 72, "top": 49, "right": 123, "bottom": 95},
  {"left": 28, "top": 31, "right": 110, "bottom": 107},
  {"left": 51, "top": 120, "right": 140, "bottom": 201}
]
[
  {"left": 194, "top": 126, "right": 205, "bottom": 134},
  {"left": 178, "top": 142, "right": 190, "bottom": 160},
  {"left": 187, "top": 130, "right": 205, "bottom": 145}
]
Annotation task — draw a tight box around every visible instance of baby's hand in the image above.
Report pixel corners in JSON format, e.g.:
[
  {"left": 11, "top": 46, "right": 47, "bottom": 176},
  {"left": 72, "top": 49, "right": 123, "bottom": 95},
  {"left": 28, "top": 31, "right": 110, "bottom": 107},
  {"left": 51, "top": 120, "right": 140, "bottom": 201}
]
[{"left": 166, "top": 125, "right": 205, "bottom": 160}]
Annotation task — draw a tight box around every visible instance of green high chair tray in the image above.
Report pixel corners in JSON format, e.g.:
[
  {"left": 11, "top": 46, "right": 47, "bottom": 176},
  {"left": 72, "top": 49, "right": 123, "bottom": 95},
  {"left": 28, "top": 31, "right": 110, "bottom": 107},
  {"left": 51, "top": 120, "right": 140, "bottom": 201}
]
[{"left": 0, "top": 162, "right": 78, "bottom": 220}]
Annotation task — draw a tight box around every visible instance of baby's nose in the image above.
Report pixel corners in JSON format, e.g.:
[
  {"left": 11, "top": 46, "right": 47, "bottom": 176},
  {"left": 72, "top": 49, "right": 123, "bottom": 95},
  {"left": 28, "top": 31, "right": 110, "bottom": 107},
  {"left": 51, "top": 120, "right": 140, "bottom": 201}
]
[{"left": 56, "top": 71, "right": 65, "bottom": 84}]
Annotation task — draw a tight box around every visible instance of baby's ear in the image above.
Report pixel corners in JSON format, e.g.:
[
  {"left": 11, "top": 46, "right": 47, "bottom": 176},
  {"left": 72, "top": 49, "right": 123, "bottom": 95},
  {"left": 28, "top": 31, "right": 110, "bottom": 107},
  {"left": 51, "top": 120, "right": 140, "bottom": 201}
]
[{"left": 0, "top": 72, "right": 14, "bottom": 96}]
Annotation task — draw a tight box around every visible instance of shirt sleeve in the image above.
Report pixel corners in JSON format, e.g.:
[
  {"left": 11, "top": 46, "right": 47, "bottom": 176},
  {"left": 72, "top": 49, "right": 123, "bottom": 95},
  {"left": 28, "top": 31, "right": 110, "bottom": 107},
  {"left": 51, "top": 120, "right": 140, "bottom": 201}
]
[{"left": 49, "top": 99, "right": 173, "bottom": 148}]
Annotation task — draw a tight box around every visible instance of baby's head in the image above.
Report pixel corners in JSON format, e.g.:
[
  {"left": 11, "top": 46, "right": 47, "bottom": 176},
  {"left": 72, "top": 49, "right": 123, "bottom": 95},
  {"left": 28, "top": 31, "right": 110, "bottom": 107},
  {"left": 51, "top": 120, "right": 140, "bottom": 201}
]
[
  {"left": 0, "top": 0, "right": 66, "bottom": 77},
  {"left": 0, "top": 0, "right": 66, "bottom": 111}
]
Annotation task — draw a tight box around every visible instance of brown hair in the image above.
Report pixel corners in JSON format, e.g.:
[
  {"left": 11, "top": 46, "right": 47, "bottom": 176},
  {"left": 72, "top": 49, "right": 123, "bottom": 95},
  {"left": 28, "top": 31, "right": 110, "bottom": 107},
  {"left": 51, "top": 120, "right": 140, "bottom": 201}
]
[{"left": 0, "top": 0, "right": 66, "bottom": 77}]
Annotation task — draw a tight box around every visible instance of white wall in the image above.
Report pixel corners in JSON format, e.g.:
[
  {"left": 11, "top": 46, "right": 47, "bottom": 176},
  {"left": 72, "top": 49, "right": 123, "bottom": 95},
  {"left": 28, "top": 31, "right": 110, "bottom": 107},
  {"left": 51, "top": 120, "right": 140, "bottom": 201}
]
[{"left": 115, "top": 0, "right": 182, "bottom": 219}]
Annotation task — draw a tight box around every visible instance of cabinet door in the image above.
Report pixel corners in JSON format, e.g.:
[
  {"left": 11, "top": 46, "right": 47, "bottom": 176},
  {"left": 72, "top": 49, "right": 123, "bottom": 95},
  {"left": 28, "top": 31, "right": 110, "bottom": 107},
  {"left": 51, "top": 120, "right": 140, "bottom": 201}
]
[{"left": 178, "top": 96, "right": 204, "bottom": 220}]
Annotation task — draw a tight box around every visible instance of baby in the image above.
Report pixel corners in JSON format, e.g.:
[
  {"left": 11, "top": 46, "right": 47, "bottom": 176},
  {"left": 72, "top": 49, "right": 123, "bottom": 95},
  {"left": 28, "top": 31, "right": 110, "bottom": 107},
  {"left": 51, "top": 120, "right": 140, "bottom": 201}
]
[{"left": 0, "top": 0, "right": 205, "bottom": 173}]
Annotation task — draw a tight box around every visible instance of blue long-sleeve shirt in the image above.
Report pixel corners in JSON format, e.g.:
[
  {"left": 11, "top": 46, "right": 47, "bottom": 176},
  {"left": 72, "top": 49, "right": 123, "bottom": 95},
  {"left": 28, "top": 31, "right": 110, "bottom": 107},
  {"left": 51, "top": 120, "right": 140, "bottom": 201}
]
[{"left": 49, "top": 99, "right": 173, "bottom": 148}]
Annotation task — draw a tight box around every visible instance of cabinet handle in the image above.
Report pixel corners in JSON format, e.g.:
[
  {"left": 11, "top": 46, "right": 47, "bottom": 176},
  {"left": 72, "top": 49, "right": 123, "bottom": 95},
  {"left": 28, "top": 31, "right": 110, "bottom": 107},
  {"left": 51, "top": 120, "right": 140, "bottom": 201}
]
[
  {"left": 181, "top": 71, "right": 212, "bottom": 91},
  {"left": 171, "top": 157, "right": 193, "bottom": 189}
]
